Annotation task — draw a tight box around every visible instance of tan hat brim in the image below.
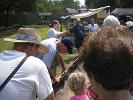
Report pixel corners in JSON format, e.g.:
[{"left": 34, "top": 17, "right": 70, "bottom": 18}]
[
  {"left": 4, "top": 38, "right": 29, "bottom": 43},
  {"left": 4, "top": 38, "right": 49, "bottom": 53}
]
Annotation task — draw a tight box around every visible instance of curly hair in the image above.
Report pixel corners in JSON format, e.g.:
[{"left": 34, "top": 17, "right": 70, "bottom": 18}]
[
  {"left": 67, "top": 72, "right": 87, "bottom": 93},
  {"left": 81, "top": 26, "right": 133, "bottom": 91}
]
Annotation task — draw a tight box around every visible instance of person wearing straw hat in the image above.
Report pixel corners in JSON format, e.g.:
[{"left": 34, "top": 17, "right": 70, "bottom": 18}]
[{"left": 0, "top": 28, "right": 55, "bottom": 100}]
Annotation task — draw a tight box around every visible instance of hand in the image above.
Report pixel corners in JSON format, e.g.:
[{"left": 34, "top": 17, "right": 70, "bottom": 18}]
[
  {"left": 61, "top": 67, "right": 67, "bottom": 74},
  {"left": 65, "top": 30, "right": 73, "bottom": 36},
  {"left": 53, "top": 77, "right": 60, "bottom": 83}
]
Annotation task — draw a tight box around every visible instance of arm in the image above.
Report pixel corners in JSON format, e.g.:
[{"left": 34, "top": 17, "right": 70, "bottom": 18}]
[
  {"left": 56, "top": 31, "right": 67, "bottom": 38},
  {"left": 87, "top": 24, "right": 91, "bottom": 32},
  {"left": 48, "top": 28, "right": 68, "bottom": 38},
  {"left": 36, "top": 61, "right": 55, "bottom": 100},
  {"left": 47, "top": 68, "right": 59, "bottom": 82},
  {"left": 56, "top": 51, "right": 66, "bottom": 73}
]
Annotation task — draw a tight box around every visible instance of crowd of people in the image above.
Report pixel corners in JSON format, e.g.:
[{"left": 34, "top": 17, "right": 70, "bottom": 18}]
[{"left": 0, "top": 14, "right": 133, "bottom": 100}]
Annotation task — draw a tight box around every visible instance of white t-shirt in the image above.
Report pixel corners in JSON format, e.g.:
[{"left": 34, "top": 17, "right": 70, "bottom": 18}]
[
  {"left": 87, "top": 24, "right": 99, "bottom": 32},
  {"left": 40, "top": 38, "right": 58, "bottom": 68},
  {"left": 0, "top": 50, "right": 53, "bottom": 100},
  {"left": 47, "top": 28, "right": 62, "bottom": 39}
]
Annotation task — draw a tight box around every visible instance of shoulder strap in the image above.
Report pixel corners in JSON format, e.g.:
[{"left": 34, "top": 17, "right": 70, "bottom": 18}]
[{"left": 0, "top": 55, "right": 29, "bottom": 92}]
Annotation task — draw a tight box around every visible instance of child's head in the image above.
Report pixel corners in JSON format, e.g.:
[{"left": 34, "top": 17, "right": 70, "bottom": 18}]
[{"left": 67, "top": 72, "right": 87, "bottom": 93}]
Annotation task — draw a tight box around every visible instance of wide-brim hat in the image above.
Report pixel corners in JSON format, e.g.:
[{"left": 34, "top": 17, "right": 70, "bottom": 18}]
[{"left": 4, "top": 27, "right": 48, "bottom": 53}]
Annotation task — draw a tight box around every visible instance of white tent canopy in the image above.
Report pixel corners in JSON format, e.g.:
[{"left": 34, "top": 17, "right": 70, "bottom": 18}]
[{"left": 70, "top": 6, "right": 110, "bottom": 19}]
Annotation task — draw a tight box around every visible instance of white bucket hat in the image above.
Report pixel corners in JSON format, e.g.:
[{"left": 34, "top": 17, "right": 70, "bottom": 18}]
[
  {"left": 76, "top": 18, "right": 81, "bottom": 22},
  {"left": 126, "top": 21, "right": 133, "bottom": 28},
  {"left": 4, "top": 27, "right": 48, "bottom": 53},
  {"left": 103, "top": 15, "right": 120, "bottom": 27}
]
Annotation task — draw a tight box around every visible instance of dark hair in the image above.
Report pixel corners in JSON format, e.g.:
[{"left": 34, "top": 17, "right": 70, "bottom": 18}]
[
  {"left": 81, "top": 27, "right": 133, "bottom": 91},
  {"left": 49, "top": 20, "right": 59, "bottom": 28},
  {"left": 61, "top": 38, "right": 73, "bottom": 54},
  {"left": 127, "top": 16, "right": 133, "bottom": 21}
]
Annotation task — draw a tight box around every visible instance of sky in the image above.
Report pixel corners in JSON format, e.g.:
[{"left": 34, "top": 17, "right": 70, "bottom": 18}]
[{"left": 77, "top": 0, "right": 85, "bottom": 6}]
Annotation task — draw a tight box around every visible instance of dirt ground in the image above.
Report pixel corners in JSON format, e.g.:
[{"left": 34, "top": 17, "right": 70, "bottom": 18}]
[
  {"left": 55, "top": 81, "right": 74, "bottom": 100},
  {"left": 55, "top": 67, "right": 90, "bottom": 100}
]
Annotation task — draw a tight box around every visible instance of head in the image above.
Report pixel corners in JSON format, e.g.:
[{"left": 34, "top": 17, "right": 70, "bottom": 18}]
[
  {"left": 81, "top": 27, "right": 133, "bottom": 93},
  {"left": 49, "top": 20, "right": 60, "bottom": 30},
  {"left": 103, "top": 15, "right": 120, "bottom": 27},
  {"left": 118, "top": 14, "right": 127, "bottom": 25},
  {"left": 57, "top": 42, "right": 68, "bottom": 54},
  {"left": 75, "top": 18, "right": 81, "bottom": 24},
  {"left": 67, "top": 72, "right": 87, "bottom": 94},
  {"left": 90, "top": 19, "right": 95, "bottom": 24},
  {"left": 127, "top": 16, "right": 133, "bottom": 22},
  {"left": 56, "top": 38, "right": 72, "bottom": 54},
  {"left": 4, "top": 28, "right": 48, "bottom": 56},
  {"left": 13, "top": 42, "right": 40, "bottom": 56}
]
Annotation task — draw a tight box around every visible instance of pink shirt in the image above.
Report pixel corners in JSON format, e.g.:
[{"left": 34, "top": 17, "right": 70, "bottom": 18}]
[{"left": 70, "top": 90, "right": 90, "bottom": 100}]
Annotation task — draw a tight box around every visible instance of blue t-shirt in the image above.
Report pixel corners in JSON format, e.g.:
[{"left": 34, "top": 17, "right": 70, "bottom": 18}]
[{"left": 73, "top": 24, "right": 84, "bottom": 40}]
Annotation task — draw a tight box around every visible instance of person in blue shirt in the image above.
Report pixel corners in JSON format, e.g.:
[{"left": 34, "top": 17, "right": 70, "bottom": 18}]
[{"left": 72, "top": 18, "right": 84, "bottom": 55}]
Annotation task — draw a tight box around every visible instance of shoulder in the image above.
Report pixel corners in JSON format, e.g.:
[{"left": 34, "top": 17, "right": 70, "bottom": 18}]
[
  {"left": 41, "top": 38, "right": 57, "bottom": 47},
  {"left": 24, "top": 56, "right": 47, "bottom": 73},
  {"left": 70, "top": 96, "right": 77, "bottom": 100},
  {"left": 48, "top": 28, "right": 54, "bottom": 31},
  {"left": 95, "top": 24, "right": 99, "bottom": 26},
  {"left": 48, "top": 28, "right": 55, "bottom": 33},
  {"left": 87, "top": 24, "right": 91, "bottom": 27}
]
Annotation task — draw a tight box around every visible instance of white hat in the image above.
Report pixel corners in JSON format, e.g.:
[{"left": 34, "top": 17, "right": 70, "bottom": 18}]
[
  {"left": 4, "top": 27, "right": 48, "bottom": 53},
  {"left": 103, "top": 15, "right": 120, "bottom": 27},
  {"left": 76, "top": 18, "right": 81, "bottom": 22},
  {"left": 126, "top": 21, "right": 133, "bottom": 28}
]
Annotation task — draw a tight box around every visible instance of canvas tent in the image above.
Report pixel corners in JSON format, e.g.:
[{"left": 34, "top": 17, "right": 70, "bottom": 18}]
[{"left": 70, "top": 6, "right": 110, "bottom": 19}]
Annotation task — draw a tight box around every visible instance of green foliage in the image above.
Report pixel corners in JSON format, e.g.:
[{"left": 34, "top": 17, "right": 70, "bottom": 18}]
[
  {"left": 119, "top": 0, "right": 133, "bottom": 8},
  {"left": 0, "top": 0, "right": 80, "bottom": 14},
  {"left": 0, "top": 0, "right": 36, "bottom": 14},
  {"left": 38, "top": 26, "right": 49, "bottom": 39},
  {"left": 85, "top": 0, "right": 95, "bottom": 8},
  {"left": 61, "top": 0, "right": 80, "bottom": 9},
  {"left": 85, "top": 0, "right": 133, "bottom": 9},
  {"left": 37, "top": 0, "right": 80, "bottom": 12}
]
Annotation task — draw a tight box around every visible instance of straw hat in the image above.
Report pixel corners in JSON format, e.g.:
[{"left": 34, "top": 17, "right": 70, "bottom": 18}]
[{"left": 4, "top": 27, "right": 48, "bottom": 53}]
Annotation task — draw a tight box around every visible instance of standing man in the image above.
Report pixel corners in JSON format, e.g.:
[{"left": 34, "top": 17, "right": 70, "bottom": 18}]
[
  {"left": 0, "top": 28, "right": 55, "bottom": 100},
  {"left": 72, "top": 18, "right": 84, "bottom": 55},
  {"left": 87, "top": 18, "right": 99, "bottom": 32}
]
